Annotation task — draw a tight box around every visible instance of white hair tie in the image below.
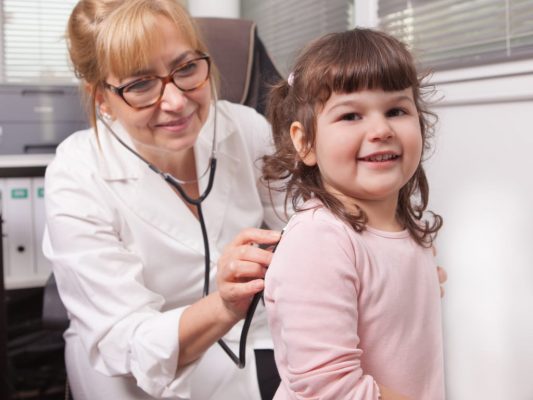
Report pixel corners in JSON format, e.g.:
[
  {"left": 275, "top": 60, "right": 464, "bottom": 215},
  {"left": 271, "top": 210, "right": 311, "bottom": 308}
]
[{"left": 287, "top": 72, "right": 295, "bottom": 87}]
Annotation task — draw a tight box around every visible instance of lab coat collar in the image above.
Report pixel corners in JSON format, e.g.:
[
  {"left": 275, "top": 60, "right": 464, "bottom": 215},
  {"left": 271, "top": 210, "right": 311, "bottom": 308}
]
[
  {"left": 95, "top": 102, "right": 240, "bottom": 255},
  {"left": 95, "top": 119, "right": 142, "bottom": 180},
  {"left": 97, "top": 102, "right": 232, "bottom": 181}
]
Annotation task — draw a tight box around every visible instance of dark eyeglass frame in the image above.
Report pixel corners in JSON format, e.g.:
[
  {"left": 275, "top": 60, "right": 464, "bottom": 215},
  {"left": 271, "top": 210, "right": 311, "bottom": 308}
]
[{"left": 103, "top": 54, "right": 211, "bottom": 110}]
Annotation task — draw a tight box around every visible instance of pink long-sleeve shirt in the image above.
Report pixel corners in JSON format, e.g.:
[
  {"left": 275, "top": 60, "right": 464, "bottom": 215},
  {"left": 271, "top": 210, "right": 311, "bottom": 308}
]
[{"left": 264, "top": 202, "right": 445, "bottom": 400}]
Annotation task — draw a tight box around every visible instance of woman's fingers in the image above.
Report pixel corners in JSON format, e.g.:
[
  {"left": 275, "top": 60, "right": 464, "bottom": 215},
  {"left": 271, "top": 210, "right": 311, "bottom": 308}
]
[
  {"left": 217, "top": 228, "right": 282, "bottom": 319},
  {"left": 236, "top": 245, "right": 274, "bottom": 269},
  {"left": 226, "top": 258, "right": 268, "bottom": 281},
  {"left": 219, "top": 229, "right": 282, "bottom": 282},
  {"left": 220, "top": 279, "right": 265, "bottom": 304},
  {"left": 228, "top": 227, "right": 281, "bottom": 248}
]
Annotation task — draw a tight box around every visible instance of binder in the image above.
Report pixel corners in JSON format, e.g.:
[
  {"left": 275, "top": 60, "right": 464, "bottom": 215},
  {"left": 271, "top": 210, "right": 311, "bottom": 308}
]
[
  {"left": 2, "top": 178, "right": 35, "bottom": 288},
  {"left": 0, "top": 179, "right": 8, "bottom": 281},
  {"left": 32, "top": 177, "right": 51, "bottom": 280}
]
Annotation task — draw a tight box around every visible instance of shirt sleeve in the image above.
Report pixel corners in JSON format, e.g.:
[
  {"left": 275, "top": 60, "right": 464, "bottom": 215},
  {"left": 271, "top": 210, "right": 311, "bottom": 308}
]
[
  {"left": 265, "top": 212, "right": 381, "bottom": 399},
  {"left": 43, "top": 145, "right": 198, "bottom": 399}
]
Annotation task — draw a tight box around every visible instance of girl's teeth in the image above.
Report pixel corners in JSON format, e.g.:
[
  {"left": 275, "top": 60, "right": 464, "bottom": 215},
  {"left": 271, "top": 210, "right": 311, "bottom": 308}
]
[{"left": 368, "top": 154, "right": 397, "bottom": 161}]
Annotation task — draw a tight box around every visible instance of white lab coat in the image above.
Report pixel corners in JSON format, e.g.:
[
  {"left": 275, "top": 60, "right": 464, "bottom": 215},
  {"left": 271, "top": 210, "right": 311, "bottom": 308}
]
[{"left": 43, "top": 101, "right": 287, "bottom": 399}]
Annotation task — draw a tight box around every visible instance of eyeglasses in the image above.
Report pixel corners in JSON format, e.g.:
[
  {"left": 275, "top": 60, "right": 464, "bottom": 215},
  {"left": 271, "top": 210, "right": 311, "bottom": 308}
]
[{"left": 103, "top": 54, "right": 211, "bottom": 110}]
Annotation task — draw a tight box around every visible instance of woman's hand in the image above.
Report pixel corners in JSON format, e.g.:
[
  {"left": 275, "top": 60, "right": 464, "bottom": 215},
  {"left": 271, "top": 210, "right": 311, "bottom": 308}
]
[{"left": 217, "top": 228, "right": 282, "bottom": 322}]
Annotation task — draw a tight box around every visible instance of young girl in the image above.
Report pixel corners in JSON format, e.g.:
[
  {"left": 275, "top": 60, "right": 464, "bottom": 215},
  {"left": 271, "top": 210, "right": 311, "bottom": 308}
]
[{"left": 262, "top": 28, "right": 445, "bottom": 400}]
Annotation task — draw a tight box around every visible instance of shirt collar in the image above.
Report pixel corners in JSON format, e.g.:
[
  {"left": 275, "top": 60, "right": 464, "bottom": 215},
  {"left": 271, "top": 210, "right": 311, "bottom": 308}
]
[{"left": 97, "top": 102, "right": 235, "bottom": 181}]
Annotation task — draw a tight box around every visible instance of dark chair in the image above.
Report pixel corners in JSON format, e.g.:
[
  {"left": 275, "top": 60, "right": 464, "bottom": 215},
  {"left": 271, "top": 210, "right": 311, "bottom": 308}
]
[
  {"left": 42, "top": 273, "right": 69, "bottom": 332},
  {"left": 195, "top": 17, "right": 282, "bottom": 115}
]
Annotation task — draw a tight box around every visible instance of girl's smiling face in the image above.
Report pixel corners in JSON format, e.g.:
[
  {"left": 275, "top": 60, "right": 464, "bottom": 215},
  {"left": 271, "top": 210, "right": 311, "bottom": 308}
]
[{"left": 293, "top": 88, "right": 422, "bottom": 213}]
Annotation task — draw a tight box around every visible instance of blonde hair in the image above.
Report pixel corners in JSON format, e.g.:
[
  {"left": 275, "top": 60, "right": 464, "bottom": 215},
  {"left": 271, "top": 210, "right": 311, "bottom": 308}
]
[{"left": 66, "top": 0, "right": 212, "bottom": 127}]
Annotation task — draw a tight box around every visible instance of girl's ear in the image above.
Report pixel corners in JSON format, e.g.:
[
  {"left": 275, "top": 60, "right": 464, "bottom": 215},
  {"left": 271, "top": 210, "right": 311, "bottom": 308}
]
[{"left": 290, "top": 121, "right": 316, "bottom": 166}]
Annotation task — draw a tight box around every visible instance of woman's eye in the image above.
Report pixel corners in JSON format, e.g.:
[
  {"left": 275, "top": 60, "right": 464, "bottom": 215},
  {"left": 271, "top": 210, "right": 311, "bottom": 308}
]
[
  {"left": 124, "top": 79, "right": 158, "bottom": 93},
  {"left": 341, "top": 112, "right": 360, "bottom": 121},
  {"left": 174, "top": 61, "right": 198, "bottom": 77},
  {"left": 386, "top": 108, "right": 407, "bottom": 117}
]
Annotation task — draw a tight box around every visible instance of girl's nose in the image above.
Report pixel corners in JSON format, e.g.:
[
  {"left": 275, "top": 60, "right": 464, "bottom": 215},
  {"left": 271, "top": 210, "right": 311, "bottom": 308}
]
[
  {"left": 368, "top": 115, "right": 394, "bottom": 141},
  {"left": 159, "top": 81, "right": 187, "bottom": 111}
]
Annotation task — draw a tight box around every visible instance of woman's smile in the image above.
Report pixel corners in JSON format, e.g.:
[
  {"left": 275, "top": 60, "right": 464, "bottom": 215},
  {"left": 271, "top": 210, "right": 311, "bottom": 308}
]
[{"left": 154, "top": 112, "right": 194, "bottom": 133}]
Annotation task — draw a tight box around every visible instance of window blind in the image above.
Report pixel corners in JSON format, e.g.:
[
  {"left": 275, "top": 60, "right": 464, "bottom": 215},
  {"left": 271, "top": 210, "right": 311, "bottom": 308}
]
[
  {"left": 241, "top": 0, "right": 354, "bottom": 76},
  {"left": 0, "top": 0, "right": 78, "bottom": 83},
  {"left": 378, "top": 0, "right": 533, "bottom": 70}
]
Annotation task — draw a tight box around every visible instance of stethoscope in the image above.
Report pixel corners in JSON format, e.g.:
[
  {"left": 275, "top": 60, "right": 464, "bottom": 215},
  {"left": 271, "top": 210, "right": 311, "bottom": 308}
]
[{"left": 96, "top": 97, "right": 265, "bottom": 369}]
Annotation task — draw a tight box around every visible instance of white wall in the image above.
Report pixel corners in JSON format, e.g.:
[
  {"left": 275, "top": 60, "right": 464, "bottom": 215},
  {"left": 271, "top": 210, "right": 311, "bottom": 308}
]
[
  {"left": 187, "top": 0, "right": 240, "bottom": 18},
  {"left": 426, "top": 60, "right": 533, "bottom": 400},
  {"left": 353, "top": 2, "right": 533, "bottom": 396}
]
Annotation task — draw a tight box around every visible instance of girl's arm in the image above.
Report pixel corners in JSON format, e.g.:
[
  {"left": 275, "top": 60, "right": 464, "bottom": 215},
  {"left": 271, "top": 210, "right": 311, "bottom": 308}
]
[{"left": 265, "top": 214, "right": 382, "bottom": 399}]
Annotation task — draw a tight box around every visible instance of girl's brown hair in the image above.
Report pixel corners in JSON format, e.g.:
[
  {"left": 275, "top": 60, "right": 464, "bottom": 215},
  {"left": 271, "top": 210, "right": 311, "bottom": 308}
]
[
  {"left": 262, "top": 28, "right": 442, "bottom": 247},
  {"left": 66, "top": 0, "right": 215, "bottom": 129}
]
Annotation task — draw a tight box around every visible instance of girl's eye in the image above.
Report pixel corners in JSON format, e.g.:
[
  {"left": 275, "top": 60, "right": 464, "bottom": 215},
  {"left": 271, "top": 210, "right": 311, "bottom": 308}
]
[
  {"left": 386, "top": 108, "right": 407, "bottom": 117},
  {"left": 341, "top": 112, "right": 361, "bottom": 121}
]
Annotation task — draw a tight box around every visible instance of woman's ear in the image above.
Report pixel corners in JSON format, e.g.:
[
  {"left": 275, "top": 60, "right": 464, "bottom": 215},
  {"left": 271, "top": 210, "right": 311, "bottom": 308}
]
[
  {"left": 95, "top": 87, "right": 114, "bottom": 120},
  {"left": 290, "top": 121, "right": 316, "bottom": 166}
]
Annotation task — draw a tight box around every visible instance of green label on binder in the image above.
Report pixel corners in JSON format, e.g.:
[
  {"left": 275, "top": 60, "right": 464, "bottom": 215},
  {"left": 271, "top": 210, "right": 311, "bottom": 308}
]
[
  {"left": 37, "top": 187, "right": 44, "bottom": 198},
  {"left": 11, "top": 188, "right": 28, "bottom": 199}
]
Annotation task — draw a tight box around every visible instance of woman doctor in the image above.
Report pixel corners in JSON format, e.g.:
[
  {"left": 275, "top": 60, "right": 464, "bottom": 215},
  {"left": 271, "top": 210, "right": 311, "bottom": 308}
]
[{"left": 43, "top": 0, "right": 284, "bottom": 399}]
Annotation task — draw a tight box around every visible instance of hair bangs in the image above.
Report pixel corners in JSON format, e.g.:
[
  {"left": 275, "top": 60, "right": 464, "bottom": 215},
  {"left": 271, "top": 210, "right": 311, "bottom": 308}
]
[
  {"left": 300, "top": 29, "right": 419, "bottom": 108},
  {"left": 96, "top": 1, "right": 200, "bottom": 81},
  {"left": 337, "top": 31, "right": 417, "bottom": 93}
]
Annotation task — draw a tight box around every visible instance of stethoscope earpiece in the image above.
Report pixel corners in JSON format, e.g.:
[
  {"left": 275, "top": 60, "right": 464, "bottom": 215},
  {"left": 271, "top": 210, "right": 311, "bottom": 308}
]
[{"left": 96, "top": 102, "right": 111, "bottom": 119}]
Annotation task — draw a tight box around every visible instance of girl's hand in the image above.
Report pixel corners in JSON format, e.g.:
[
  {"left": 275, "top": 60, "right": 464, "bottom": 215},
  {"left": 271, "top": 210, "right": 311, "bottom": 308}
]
[
  {"left": 216, "top": 228, "right": 281, "bottom": 322},
  {"left": 432, "top": 246, "right": 447, "bottom": 298},
  {"left": 378, "top": 384, "right": 411, "bottom": 400},
  {"left": 437, "top": 266, "right": 447, "bottom": 298}
]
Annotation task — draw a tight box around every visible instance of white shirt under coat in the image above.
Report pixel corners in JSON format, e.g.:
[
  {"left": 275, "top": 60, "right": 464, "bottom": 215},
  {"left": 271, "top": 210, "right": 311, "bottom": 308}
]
[{"left": 43, "top": 101, "right": 286, "bottom": 399}]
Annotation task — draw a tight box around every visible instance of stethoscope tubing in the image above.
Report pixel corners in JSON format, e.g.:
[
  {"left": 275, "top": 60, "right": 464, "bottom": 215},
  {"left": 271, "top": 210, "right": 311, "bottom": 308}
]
[{"left": 98, "top": 101, "right": 264, "bottom": 369}]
